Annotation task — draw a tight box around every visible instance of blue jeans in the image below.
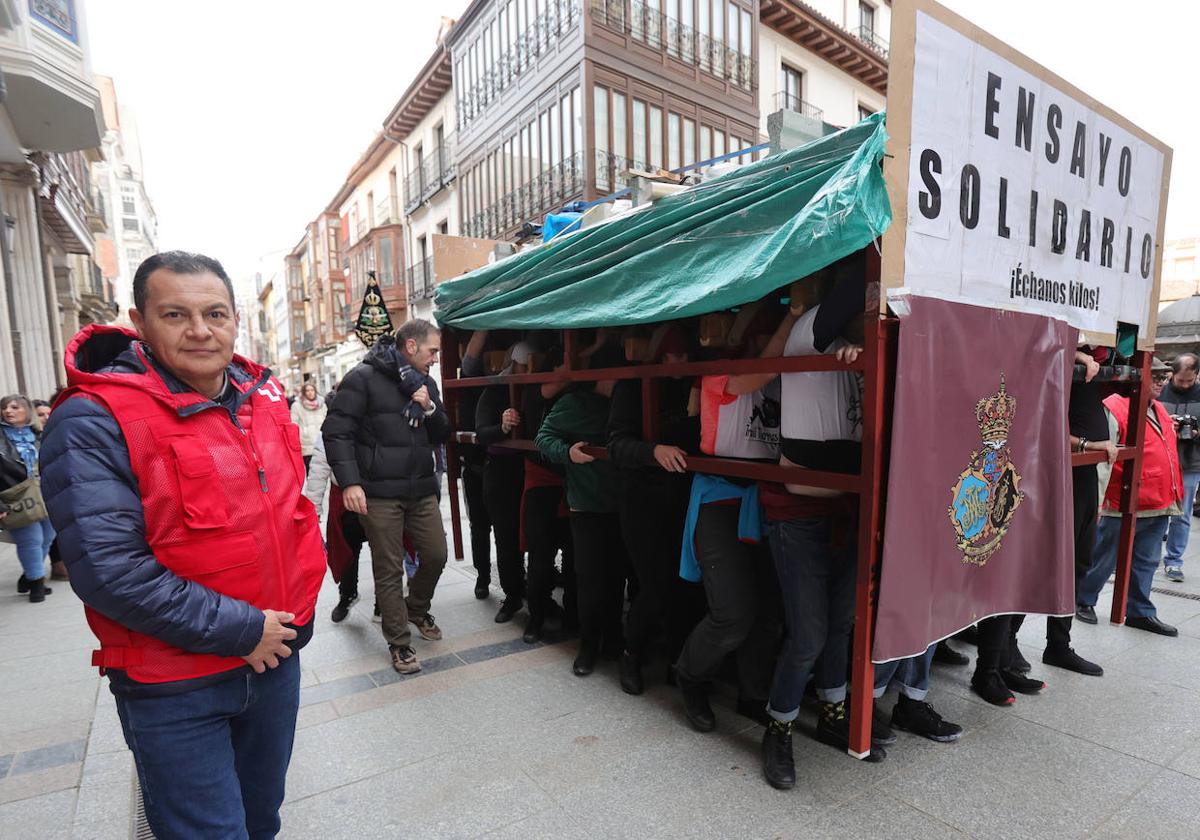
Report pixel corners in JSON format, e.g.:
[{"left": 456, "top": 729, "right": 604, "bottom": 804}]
[
  {"left": 1078, "top": 515, "right": 1169, "bottom": 619},
  {"left": 1164, "top": 470, "right": 1200, "bottom": 568},
  {"left": 767, "top": 516, "right": 857, "bottom": 721},
  {"left": 115, "top": 653, "right": 301, "bottom": 839},
  {"left": 873, "top": 644, "right": 937, "bottom": 701},
  {"left": 10, "top": 518, "right": 54, "bottom": 579}
]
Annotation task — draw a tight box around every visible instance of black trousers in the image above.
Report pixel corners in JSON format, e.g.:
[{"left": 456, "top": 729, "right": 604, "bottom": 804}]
[
  {"left": 1046, "top": 464, "right": 1101, "bottom": 648},
  {"left": 675, "top": 503, "right": 782, "bottom": 701},
  {"left": 571, "top": 511, "right": 626, "bottom": 649},
  {"left": 976, "top": 614, "right": 1024, "bottom": 674},
  {"left": 619, "top": 481, "right": 705, "bottom": 660},
  {"left": 337, "top": 509, "right": 368, "bottom": 600},
  {"left": 461, "top": 459, "right": 492, "bottom": 579},
  {"left": 524, "top": 484, "right": 574, "bottom": 625},
  {"left": 483, "top": 455, "right": 525, "bottom": 602}
]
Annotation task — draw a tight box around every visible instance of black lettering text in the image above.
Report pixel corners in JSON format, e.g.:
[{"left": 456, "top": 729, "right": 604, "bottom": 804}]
[
  {"left": 1029, "top": 190, "right": 1038, "bottom": 247},
  {"left": 1141, "top": 234, "right": 1153, "bottom": 279},
  {"left": 959, "top": 164, "right": 981, "bottom": 229},
  {"left": 1118, "top": 146, "right": 1133, "bottom": 196},
  {"left": 1045, "top": 104, "right": 1062, "bottom": 163},
  {"left": 998, "top": 177, "right": 1011, "bottom": 238},
  {"left": 1051, "top": 200, "right": 1068, "bottom": 254},
  {"left": 918, "top": 148, "right": 942, "bottom": 219},
  {"left": 1100, "top": 217, "right": 1115, "bottom": 267},
  {"left": 1098, "top": 133, "right": 1113, "bottom": 186},
  {"left": 985, "top": 73, "right": 1002, "bottom": 139},
  {"left": 1015, "top": 87, "right": 1035, "bottom": 151},
  {"left": 1075, "top": 209, "right": 1092, "bottom": 262},
  {"left": 1070, "top": 121, "right": 1087, "bottom": 178}
]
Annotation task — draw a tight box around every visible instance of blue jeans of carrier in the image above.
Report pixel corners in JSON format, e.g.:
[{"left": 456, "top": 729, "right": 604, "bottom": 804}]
[
  {"left": 1078, "top": 515, "right": 1169, "bottom": 620},
  {"left": 114, "top": 652, "right": 301, "bottom": 840},
  {"left": 10, "top": 518, "right": 54, "bottom": 579},
  {"left": 767, "top": 516, "right": 857, "bottom": 722},
  {"left": 873, "top": 644, "right": 937, "bottom": 701},
  {"left": 1164, "top": 470, "right": 1200, "bottom": 568}
]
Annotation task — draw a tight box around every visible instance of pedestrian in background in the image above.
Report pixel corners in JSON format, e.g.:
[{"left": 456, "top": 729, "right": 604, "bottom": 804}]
[
  {"left": 1, "top": 394, "right": 55, "bottom": 602},
  {"left": 40, "top": 251, "right": 326, "bottom": 838},
  {"left": 291, "top": 380, "right": 327, "bottom": 472},
  {"left": 1158, "top": 352, "right": 1200, "bottom": 582}
]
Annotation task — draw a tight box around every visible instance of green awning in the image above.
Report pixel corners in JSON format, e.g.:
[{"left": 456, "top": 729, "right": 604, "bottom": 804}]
[{"left": 435, "top": 112, "right": 891, "bottom": 330}]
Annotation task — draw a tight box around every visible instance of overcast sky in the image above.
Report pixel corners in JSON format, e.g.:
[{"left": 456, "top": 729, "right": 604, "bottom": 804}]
[{"left": 86, "top": 0, "right": 1197, "bottom": 292}]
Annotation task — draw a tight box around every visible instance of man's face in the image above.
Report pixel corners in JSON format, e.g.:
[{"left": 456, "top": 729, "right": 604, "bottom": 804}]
[
  {"left": 405, "top": 333, "right": 441, "bottom": 375},
  {"left": 129, "top": 270, "right": 238, "bottom": 391},
  {"left": 1172, "top": 367, "right": 1197, "bottom": 392},
  {"left": 1151, "top": 372, "right": 1170, "bottom": 400}
]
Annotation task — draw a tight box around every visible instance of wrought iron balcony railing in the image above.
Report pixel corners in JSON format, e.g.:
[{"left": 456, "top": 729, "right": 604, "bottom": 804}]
[
  {"left": 463, "top": 152, "right": 584, "bottom": 240},
  {"left": 403, "top": 138, "right": 457, "bottom": 214},
  {"left": 857, "top": 25, "right": 888, "bottom": 58},
  {"left": 774, "top": 91, "right": 824, "bottom": 121}
]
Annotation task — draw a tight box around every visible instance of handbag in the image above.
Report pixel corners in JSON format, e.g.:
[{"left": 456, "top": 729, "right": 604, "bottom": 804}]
[{"left": 0, "top": 477, "right": 48, "bottom": 530}]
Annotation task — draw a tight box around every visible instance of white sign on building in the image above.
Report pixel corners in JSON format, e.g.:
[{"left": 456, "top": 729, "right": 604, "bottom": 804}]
[{"left": 882, "top": 0, "right": 1172, "bottom": 347}]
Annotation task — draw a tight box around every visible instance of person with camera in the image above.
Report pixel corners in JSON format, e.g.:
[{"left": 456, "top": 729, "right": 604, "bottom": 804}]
[
  {"left": 1158, "top": 353, "right": 1200, "bottom": 583},
  {"left": 1, "top": 394, "right": 55, "bottom": 603}
]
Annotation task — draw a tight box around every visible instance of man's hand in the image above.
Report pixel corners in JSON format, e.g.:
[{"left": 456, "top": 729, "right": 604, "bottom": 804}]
[
  {"left": 653, "top": 444, "right": 688, "bottom": 473},
  {"left": 1099, "top": 441, "right": 1119, "bottom": 464},
  {"left": 501, "top": 408, "right": 522, "bottom": 434},
  {"left": 342, "top": 485, "right": 368, "bottom": 515},
  {"left": 242, "top": 610, "right": 297, "bottom": 673},
  {"left": 1083, "top": 356, "right": 1100, "bottom": 383},
  {"left": 412, "top": 385, "right": 432, "bottom": 410},
  {"left": 835, "top": 344, "right": 863, "bottom": 364},
  {"left": 569, "top": 441, "right": 594, "bottom": 464}
]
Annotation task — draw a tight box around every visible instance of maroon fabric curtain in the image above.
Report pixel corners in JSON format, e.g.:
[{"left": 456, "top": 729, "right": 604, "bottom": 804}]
[{"left": 872, "top": 296, "right": 1076, "bottom": 663}]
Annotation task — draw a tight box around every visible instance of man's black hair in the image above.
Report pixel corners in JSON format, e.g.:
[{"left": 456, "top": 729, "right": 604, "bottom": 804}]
[
  {"left": 133, "top": 251, "right": 236, "bottom": 313},
  {"left": 1173, "top": 353, "right": 1200, "bottom": 375}
]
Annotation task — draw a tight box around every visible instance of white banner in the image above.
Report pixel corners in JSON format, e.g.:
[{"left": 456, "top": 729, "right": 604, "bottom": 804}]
[{"left": 901, "top": 11, "right": 1165, "bottom": 335}]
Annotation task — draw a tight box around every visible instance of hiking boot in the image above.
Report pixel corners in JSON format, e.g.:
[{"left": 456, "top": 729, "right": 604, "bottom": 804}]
[
  {"left": 619, "top": 651, "right": 644, "bottom": 695},
  {"left": 16, "top": 574, "right": 30, "bottom": 594},
  {"left": 330, "top": 593, "right": 357, "bottom": 623},
  {"left": 28, "top": 578, "right": 51, "bottom": 603},
  {"left": 1166, "top": 566, "right": 1185, "bottom": 583},
  {"left": 932, "top": 639, "right": 969, "bottom": 667},
  {"left": 871, "top": 701, "right": 897, "bottom": 746},
  {"left": 411, "top": 613, "right": 442, "bottom": 641},
  {"left": 815, "top": 701, "right": 850, "bottom": 750},
  {"left": 389, "top": 645, "right": 421, "bottom": 674},
  {"left": 678, "top": 674, "right": 716, "bottom": 732},
  {"left": 494, "top": 599, "right": 521, "bottom": 624},
  {"left": 891, "top": 696, "right": 963, "bottom": 742},
  {"left": 1042, "top": 645, "right": 1103, "bottom": 676},
  {"left": 761, "top": 719, "right": 796, "bottom": 790}
]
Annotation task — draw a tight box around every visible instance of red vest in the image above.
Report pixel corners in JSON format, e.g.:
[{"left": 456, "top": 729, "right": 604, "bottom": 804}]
[
  {"left": 62, "top": 326, "right": 327, "bottom": 684},
  {"left": 1103, "top": 394, "right": 1183, "bottom": 513}
]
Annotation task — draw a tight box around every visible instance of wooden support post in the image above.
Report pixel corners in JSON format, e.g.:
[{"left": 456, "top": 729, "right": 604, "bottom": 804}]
[
  {"left": 1110, "top": 350, "right": 1151, "bottom": 624},
  {"left": 442, "top": 329, "right": 465, "bottom": 562},
  {"left": 848, "top": 248, "right": 892, "bottom": 761}
]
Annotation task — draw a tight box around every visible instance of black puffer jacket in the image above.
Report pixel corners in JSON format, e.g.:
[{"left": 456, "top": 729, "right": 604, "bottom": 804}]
[{"left": 323, "top": 339, "right": 451, "bottom": 499}]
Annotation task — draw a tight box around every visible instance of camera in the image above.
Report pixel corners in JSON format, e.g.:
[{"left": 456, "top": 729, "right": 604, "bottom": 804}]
[{"left": 1174, "top": 415, "right": 1199, "bottom": 441}]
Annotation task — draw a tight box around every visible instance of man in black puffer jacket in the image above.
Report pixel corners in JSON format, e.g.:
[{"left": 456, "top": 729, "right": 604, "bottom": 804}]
[{"left": 322, "top": 319, "right": 451, "bottom": 674}]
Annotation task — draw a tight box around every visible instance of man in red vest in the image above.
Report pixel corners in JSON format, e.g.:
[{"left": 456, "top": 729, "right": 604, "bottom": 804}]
[
  {"left": 1077, "top": 357, "right": 1183, "bottom": 637},
  {"left": 40, "top": 251, "right": 326, "bottom": 839}
]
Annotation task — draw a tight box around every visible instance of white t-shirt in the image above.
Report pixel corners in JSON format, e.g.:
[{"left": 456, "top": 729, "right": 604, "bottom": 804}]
[
  {"left": 781, "top": 306, "right": 863, "bottom": 442},
  {"left": 700, "top": 376, "right": 781, "bottom": 460}
]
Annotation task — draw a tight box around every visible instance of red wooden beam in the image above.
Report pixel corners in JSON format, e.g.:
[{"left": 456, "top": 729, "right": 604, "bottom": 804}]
[
  {"left": 1110, "top": 351, "right": 1150, "bottom": 624},
  {"left": 441, "top": 329, "right": 465, "bottom": 562}
]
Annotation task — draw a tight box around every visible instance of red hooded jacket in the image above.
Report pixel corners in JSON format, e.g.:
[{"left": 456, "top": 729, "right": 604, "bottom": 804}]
[
  {"left": 56, "top": 325, "right": 326, "bottom": 684},
  {"left": 1103, "top": 393, "right": 1183, "bottom": 513}
]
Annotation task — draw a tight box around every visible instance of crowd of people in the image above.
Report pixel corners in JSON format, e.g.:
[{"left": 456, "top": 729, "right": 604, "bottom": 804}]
[{"left": 0, "top": 249, "right": 1190, "bottom": 836}]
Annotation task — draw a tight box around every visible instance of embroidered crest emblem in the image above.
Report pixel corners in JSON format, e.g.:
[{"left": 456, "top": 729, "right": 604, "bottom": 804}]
[{"left": 948, "top": 374, "right": 1025, "bottom": 566}]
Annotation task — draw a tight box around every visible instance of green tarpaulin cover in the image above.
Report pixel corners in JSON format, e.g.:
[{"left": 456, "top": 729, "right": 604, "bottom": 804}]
[{"left": 435, "top": 112, "right": 891, "bottom": 330}]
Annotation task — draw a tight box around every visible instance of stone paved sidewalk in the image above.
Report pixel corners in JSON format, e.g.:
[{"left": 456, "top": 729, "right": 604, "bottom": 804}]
[{"left": 5, "top": 514, "right": 1200, "bottom": 839}]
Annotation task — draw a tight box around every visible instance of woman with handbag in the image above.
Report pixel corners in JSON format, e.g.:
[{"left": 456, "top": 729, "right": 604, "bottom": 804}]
[{"left": 1, "top": 394, "right": 55, "bottom": 602}]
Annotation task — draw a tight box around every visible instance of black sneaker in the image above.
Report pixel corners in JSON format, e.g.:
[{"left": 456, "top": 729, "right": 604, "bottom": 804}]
[
  {"left": 761, "top": 719, "right": 796, "bottom": 790},
  {"left": 494, "top": 599, "right": 521, "bottom": 624},
  {"left": 330, "top": 593, "right": 358, "bottom": 623},
  {"left": 1000, "top": 669, "right": 1045, "bottom": 695},
  {"left": 971, "top": 669, "right": 1015, "bottom": 706},
  {"left": 871, "top": 701, "right": 897, "bottom": 746},
  {"left": 1042, "top": 645, "right": 1103, "bottom": 676},
  {"left": 932, "top": 640, "right": 969, "bottom": 667},
  {"left": 891, "top": 696, "right": 963, "bottom": 742},
  {"left": 815, "top": 701, "right": 850, "bottom": 750}
]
